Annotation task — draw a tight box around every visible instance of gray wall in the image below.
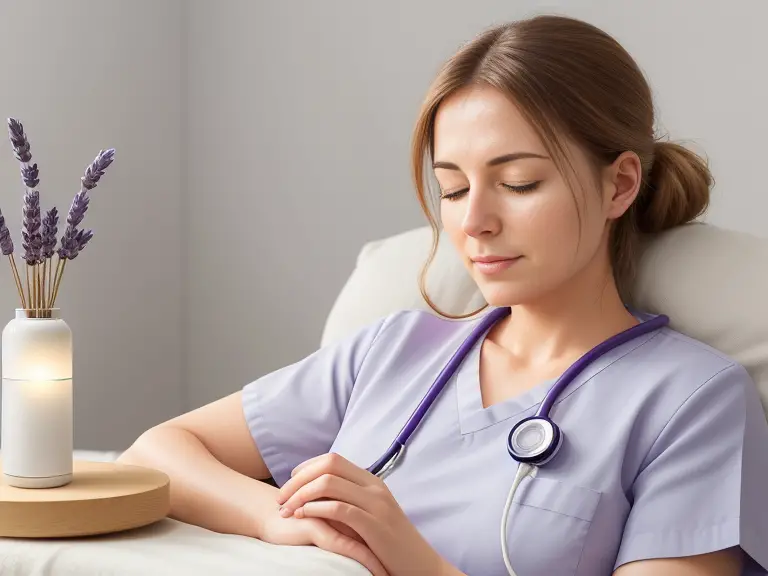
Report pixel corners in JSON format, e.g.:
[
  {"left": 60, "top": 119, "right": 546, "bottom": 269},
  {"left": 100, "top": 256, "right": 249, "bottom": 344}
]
[
  {"left": 0, "top": 0, "right": 183, "bottom": 449},
  {"left": 184, "top": 0, "right": 768, "bottom": 412},
  {"left": 0, "top": 0, "right": 766, "bottom": 449}
]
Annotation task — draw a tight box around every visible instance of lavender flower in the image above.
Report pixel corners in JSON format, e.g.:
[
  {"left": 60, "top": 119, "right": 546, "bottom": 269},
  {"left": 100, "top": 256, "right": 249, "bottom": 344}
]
[
  {"left": 21, "top": 163, "right": 39, "bottom": 189},
  {"left": 57, "top": 229, "right": 77, "bottom": 260},
  {"left": 7, "top": 118, "right": 42, "bottom": 194},
  {"left": 0, "top": 209, "right": 14, "bottom": 256},
  {"left": 57, "top": 148, "right": 114, "bottom": 260},
  {"left": 58, "top": 190, "right": 89, "bottom": 260},
  {"left": 66, "top": 190, "right": 89, "bottom": 229},
  {"left": 7, "top": 118, "right": 31, "bottom": 163},
  {"left": 81, "top": 149, "right": 115, "bottom": 191},
  {"left": 58, "top": 227, "right": 93, "bottom": 260},
  {"left": 5, "top": 116, "right": 117, "bottom": 310},
  {"left": 21, "top": 190, "right": 42, "bottom": 264},
  {"left": 69, "top": 229, "right": 93, "bottom": 260},
  {"left": 41, "top": 207, "right": 59, "bottom": 259}
]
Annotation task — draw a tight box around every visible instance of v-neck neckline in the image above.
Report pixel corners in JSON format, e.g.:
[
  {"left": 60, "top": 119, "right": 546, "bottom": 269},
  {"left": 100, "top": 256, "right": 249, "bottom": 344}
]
[
  {"left": 454, "top": 308, "right": 661, "bottom": 435},
  {"left": 455, "top": 323, "right": 555, "bottom": 434}
]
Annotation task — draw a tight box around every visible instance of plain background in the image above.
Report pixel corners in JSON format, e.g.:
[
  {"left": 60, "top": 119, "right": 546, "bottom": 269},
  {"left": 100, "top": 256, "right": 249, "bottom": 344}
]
[{"left": 0, "top": 0, "right": 765, "bottom": 450}]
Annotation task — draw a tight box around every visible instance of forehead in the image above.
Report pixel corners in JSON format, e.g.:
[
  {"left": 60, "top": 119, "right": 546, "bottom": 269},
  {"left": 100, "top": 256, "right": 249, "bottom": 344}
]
[{"left": 432, "top": 84, "right": 546, "bottom": 161}]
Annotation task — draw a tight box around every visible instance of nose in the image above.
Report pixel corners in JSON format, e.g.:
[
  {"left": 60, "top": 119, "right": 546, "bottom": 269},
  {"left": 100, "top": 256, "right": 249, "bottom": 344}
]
[{"left": 461, "top": 185, "right": 502, "bottom": 238}]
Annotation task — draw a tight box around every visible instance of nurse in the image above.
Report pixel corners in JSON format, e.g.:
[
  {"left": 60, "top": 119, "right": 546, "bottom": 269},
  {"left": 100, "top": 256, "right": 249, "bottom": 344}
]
[{"left": 118, "top": 14, "right": 768, "bottom": 576}]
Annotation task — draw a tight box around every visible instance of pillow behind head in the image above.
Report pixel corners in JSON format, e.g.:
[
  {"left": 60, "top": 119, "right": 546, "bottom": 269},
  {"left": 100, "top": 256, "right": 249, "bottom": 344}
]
[{"left": 323, "top": 223, "right": 768, "bottom": 413}]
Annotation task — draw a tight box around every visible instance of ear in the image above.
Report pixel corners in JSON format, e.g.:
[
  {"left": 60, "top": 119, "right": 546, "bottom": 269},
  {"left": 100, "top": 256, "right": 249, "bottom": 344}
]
[{"left": 602, "top": 151, "right": 642, "bottom": 220}]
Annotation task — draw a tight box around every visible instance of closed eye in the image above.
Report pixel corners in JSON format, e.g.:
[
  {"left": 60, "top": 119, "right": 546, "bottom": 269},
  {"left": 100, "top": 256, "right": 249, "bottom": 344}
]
[
  {"left": 502, "top": 181, "right": 541, "bottom": 194},
  {"left": 440, "top": 188, "right": 468, "bottom": 201},
  {"left": 440, "top": 181, "right": 542, "bottom": 201}
]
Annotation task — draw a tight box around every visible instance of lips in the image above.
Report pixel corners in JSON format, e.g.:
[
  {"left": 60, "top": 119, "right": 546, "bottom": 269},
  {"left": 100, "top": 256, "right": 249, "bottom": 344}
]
[
  {"left": 471, "top": 255, "right": 518, "bottom": 263},
  {"left": 471, "top": 256, "right": 521, "bottom": 275}
]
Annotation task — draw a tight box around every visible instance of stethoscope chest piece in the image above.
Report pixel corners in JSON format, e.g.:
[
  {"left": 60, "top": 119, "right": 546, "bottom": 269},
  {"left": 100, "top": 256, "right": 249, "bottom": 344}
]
[{"left": 507, "top": 416, "right": 563, "bottom": 466}]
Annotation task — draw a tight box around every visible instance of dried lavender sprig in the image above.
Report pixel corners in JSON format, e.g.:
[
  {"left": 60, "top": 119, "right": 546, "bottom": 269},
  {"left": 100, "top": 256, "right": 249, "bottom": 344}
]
[
  {"left": 69, "top": 229, "right": 93, "bottom": 260},
  {"left": 0, "top": 208, "right": 26, "bottom": 308},
  {"left": 58, "top": 148, "right": 113, "bottom": 260},
  {"left": 7, "top": 118, "right": 41, "bottom": 189},
  {"left": 7, "top": 118, "right": 31, "bottom": 163},
  {"left": 0, "top": 209, "right": 14, "bottom": 256},
  {"left": 81, "top": 149, "right": 115, "bottom": 191},
  {"left": 57, "top": 226, "right": 92, "bottom": 260},
  {"left": 66, "top": 190, "right": 90, "bottom": 229},
  {"left": 9, "top": 117, "right": 44, "bottom": 313},
  {"left": 58, "top": 148, "right": 114, "bottom": 238},
  {"left": 56, "top": 232, "right": 76, "bottom": 260},
  {"left": 50, "top": 148, "right": 115, "bottom": 309},
  {"left": 21, "top": 190, "right": 42, "bottom": 264},
  {"left": 57, "top": 190, "right": 89, "bottom": 260},
  {"left": 21, "top": 164, "right": 39, "bottom": 189},
  {"left": 41, "top": 207, "right": 58, "bottom": 308},
  {"left": 41, "top": 207, "right": 58, "bottom": 259}
]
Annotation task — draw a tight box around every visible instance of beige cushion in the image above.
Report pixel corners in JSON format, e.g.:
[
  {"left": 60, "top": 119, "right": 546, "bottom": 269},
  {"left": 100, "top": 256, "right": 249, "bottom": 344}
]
[{"left": 322, "top": 223, "right": 768, "bottom": 413}]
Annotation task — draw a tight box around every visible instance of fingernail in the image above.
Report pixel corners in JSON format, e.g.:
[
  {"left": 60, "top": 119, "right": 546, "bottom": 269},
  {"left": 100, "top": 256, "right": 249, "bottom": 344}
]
[{"left": 279, "top": 506, "right": 291, "bottom": 518}]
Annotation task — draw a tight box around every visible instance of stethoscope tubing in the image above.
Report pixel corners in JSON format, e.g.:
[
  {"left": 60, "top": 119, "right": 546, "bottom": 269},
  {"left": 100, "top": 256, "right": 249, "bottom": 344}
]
[{"left": 368, "top": 307, "right": 669, "bottom": 476}]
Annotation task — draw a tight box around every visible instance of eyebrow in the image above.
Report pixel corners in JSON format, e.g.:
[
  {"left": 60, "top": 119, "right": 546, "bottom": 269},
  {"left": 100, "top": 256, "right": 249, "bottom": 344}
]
[{"left": 432, "top": 152, "right": 548, "bottom": 170}]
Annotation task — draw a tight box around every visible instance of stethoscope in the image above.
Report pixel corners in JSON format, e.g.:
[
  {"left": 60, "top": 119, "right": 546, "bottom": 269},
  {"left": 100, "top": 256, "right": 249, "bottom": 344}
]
[{"left": 366, "top": 306, "right": 670, "bottom": 576}]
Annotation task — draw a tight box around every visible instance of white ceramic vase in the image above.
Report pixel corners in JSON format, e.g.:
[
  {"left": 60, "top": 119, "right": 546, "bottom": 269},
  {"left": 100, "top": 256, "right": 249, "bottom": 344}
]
[{"left": 1, "top": 308, "right": 73, "bottom": 488}]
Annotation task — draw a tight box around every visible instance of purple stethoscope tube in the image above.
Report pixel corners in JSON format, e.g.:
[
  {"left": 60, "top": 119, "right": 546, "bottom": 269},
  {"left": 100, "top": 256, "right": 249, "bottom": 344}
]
[{"left": 367, "top": 306, "right": 670, "bottom": 477}]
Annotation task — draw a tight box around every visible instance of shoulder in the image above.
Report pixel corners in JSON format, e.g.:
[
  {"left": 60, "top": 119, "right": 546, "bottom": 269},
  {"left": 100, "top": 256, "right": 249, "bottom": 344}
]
[
  {"left": 330, "top": 307, "right": 488, "bottom": 379},
  {"left": 612, "top": 313, "right": 765, "bottom": 469},
  {"left": 575, "top": 311, "right": 763, "bottom": 468},
  {"left": 375, "top": 307, "right": 482, "bottom": 338},
  {"left": 342, "top": 309, "right": 484, "bottom": 351},
  {"left": 619, "top": 311, "right": 756, "bottom": 406}
]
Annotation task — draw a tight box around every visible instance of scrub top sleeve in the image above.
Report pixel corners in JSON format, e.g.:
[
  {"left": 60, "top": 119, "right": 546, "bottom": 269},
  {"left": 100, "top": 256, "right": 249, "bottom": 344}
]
[
  {"left": 614, "top": 363, "right": 768, "bottom": 573},
  {"left": 241, "top": 316, "right": 388, "bottom": 487}
]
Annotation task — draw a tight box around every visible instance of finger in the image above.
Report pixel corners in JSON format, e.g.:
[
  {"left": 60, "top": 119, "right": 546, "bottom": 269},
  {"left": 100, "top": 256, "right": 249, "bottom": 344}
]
[
  {"left": 311, "top": 520, "right": 389, "bottom": 576},
  {"left": 291, "top": 452, "right": 374, "bottom": 485},
  {"left": 297, "top": 500, "right": 380, "bottom": 546},
  {"left": 287, "top": 455, "right": 321, "bottom": 480},
  {"left": 279, "top": 452, "right": 375, "bottom": 505},
  {"left": 289, "top": 453, "right": 326, "bottom": 477},
  {"left": 280, "top": 474, "right": 371, "bottom": 518}
]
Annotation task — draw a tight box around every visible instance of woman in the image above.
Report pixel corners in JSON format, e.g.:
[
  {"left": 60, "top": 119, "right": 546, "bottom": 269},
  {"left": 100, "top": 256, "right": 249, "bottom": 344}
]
[{"left": 118, "top": 14, "right": 768, "bottom": 576}]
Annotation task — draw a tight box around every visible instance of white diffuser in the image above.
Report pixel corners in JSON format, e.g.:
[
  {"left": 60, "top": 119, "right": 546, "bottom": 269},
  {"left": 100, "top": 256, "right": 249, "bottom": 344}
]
[
  {"left": 1, "top": 308, "right": 73, "bottom": 488},
  {"left": 0, "top": 119, "right": 115, "bottom": 489}
]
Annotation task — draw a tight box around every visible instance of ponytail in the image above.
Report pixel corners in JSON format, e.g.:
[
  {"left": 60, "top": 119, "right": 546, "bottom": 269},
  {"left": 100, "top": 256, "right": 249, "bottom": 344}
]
[{"left": 635, "top": 141, "right": 712, "bottom": 234}]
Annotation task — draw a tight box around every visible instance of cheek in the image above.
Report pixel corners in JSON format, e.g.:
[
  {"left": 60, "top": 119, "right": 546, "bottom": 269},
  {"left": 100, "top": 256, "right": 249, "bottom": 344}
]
[
  {"left": 524, "top": 191, "right": 607, "bottom": 277},
  {"left": 440, "top": 202, "right": 465, "bottom": 244},
  {"left": 514, "top": 193, "right": 581, "bottom": 259}
]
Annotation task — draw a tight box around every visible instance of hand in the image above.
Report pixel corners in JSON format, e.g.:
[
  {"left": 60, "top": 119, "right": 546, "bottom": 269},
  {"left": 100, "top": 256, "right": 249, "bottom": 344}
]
[
  {"left": 276, "top": 452, "right": 450, "bottom": 576},
  {"left": 259, "top": 500, "right": 389, "bottom": 576}
]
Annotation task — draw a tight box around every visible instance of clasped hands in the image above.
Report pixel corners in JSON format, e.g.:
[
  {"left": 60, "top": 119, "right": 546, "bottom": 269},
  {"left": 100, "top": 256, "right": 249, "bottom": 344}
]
[{"left": 273, "top": 452, "right": 458, "bottom": 576}]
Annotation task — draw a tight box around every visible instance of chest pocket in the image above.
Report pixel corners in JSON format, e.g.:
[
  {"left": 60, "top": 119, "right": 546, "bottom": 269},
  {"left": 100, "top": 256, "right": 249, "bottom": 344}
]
[{"left": 505, "top": 476, "right": 601, "bottom": 576}]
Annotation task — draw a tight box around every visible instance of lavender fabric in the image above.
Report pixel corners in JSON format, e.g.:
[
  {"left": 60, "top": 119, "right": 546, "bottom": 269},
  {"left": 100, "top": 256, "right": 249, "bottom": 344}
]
[{"left": 242, "top": 308, "right": 768, "bottom": 576}]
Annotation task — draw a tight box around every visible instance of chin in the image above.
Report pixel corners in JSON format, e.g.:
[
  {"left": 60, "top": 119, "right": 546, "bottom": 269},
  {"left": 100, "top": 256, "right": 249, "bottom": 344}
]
[{"left": 474, "top": 280, "right": 537, "bottom": 309}]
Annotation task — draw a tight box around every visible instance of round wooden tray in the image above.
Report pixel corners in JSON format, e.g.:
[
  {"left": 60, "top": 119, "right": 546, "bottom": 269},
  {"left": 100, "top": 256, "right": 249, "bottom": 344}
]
[{"left": 0, "top": 459, "right": 170, "bottom": 538}]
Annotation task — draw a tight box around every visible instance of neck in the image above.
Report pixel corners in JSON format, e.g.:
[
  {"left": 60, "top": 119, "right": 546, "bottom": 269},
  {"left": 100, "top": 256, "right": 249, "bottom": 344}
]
[{"left": 492, "top": 258, "right": 638, "bottom": 367}]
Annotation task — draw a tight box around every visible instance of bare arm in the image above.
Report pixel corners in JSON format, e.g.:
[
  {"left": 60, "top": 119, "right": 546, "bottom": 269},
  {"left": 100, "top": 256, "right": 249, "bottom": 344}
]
[
  {"left": 117, "top": 391, "right": 276, "bottom": 538},
  {"left": 118, "top": 391, "right": 389, "bottom": 575},
  {"left": 612, "top": 548, "right": 743, "bottom": 576}
]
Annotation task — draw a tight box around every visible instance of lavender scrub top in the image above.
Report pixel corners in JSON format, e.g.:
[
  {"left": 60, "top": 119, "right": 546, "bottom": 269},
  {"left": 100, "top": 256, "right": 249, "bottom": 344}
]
[{"left": 242, "top": 308, "right": 768, "bottom": 576}]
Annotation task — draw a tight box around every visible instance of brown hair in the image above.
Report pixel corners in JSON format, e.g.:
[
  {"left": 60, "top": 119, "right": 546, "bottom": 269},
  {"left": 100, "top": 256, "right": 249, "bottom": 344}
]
[{"left": 412, "top": 14, "right": 712, "bottom": 318}]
